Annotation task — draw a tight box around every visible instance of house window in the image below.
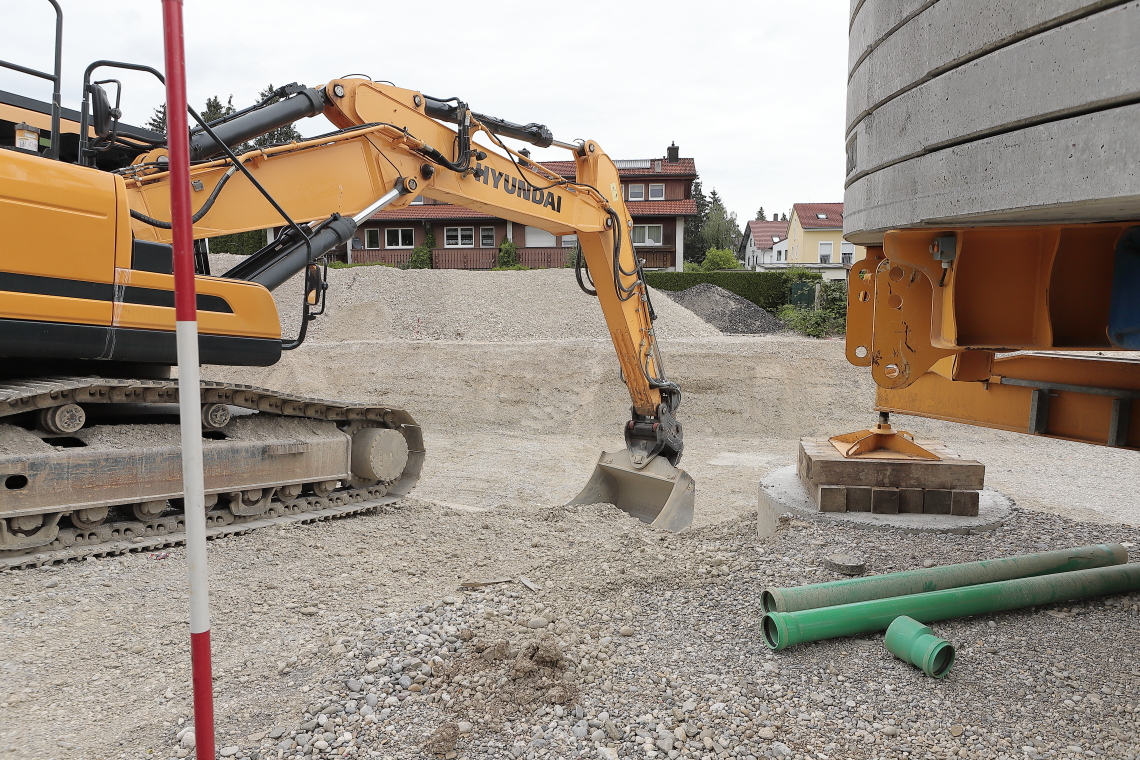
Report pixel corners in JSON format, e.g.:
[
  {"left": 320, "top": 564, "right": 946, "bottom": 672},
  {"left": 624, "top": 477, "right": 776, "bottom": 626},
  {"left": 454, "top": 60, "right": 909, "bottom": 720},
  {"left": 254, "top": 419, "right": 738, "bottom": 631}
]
[
  {"left": 816, "top": 213, "right": 827, "bottom": 220},
  {"left": 648, "top": 184, "right": 665, "bottom": 200},
  {"left": 385, "top": 228, "right": 414, "bottom": 248},
  {"left": 632, "top": 224, "right": 663, "bottom": 245},
  {"left": 818, "top": 241, "right": 834, "bottom": 264},
  {"left": 561, "top": 234, "right": 578, "bottom": 248},
  {"left": 841, "top": 242, "right": 855, "bottom": 265},
  {"left": 364, "top": 229, "right": 381, "bottom": 249},
  {"left": 480, "top": 226, "right": 496, "bottom": 248},
  {"left": 444, "top": 226, "right": 474, "bottom": 247},
  {"left": 627, "top": 184, "right": 645, "bottom": 201},
  {"left": 410, "top": 195, "right": 424, "bottom": 205}
]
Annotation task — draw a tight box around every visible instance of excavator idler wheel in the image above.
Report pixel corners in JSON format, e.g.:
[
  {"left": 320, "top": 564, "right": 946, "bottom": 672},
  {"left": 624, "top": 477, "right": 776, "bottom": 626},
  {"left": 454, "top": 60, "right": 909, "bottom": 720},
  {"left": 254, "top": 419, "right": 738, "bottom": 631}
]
[
  {"left": 70, "top": 507, "right": 109, "bottom": 529},
  {"left": 308, "top": 480, "right": 339, "bottom": 498},
  {"left": 202, "top": 403, "right": 232, "bottom": 430},
  {"left": 277, "top": 483, "right": 303, "bottom": 504},
  {"left": 226, "top": 488, "right": 276, "bottom": 517},
  {"left": 9, "top": 513, "right": 44, "bottom": 534},
  {"left": 132, "top": 500, "right": 168, "bottom": 521},
  {"left": 37, "top": 403, "right": 85, "bottom": 435}
]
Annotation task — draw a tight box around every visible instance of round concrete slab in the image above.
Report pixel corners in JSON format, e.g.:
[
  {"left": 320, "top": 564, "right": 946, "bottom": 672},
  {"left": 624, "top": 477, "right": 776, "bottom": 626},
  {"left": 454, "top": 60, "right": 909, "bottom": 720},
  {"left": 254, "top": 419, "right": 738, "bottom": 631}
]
[{"left": 760, "top": 465, "right": 1014, "bottom": 534}]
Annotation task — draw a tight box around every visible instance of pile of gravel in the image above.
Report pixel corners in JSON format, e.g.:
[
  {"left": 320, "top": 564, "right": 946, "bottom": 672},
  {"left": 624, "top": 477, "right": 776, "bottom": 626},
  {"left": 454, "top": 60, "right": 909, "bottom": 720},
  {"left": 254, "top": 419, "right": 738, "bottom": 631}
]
[
  {"left": 663, "top": 283, "right": 784, "bottom": 334},
  {"left": 208, "top": 255, "right": 721, "bottom": 343}
]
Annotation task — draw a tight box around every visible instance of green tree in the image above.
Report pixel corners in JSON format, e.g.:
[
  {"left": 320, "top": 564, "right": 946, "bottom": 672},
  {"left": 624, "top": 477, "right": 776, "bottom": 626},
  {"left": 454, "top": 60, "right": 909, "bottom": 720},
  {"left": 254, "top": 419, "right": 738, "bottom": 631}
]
[
  {"left": 684, "top": 180, "right": 709, "bottom": 262},
  {"left": 703, "top": 189, "right": 741, "bottom": 252},
  {"left": 145, "top": 103, "right": 166, "bottom": 134},
  {"left": 202, "top": 95, "right": 235, "bottom": 124},
  {"left": 497, "top": 239, "right": 519, "bottom": 268},
  {"left": 252, "top": 84, "right": 304, "bottom": 148},
  {"left": 755, "top": 207, "right": 766, "bottom": 221},
  {"left": 781, "top": 212, "right": 788, "bottom": 221},
  {"left": 701, "top": 247, "right": 739, "bottom": 271}
]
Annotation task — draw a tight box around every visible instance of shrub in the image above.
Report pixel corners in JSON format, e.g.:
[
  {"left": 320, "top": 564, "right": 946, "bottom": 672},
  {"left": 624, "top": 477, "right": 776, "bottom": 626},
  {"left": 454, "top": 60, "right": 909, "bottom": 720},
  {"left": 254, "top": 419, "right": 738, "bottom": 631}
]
[
  {"left": 701, "top": 247, "right": 740, "bottom": 272},
  {"left": 644, "top": 270, "right": 822, "bottom": 312},
  {"left": 497, "top": 239, "right": 519, "bottom": 268},
  {"left": 403, "top": 244, "right": 432, "bottom": 269},
  {"left": 209, "top": 229, "right": 266, "bottom": 256},
  {"left": 777, "top": 280, "right": 849, "bottom": 337}
]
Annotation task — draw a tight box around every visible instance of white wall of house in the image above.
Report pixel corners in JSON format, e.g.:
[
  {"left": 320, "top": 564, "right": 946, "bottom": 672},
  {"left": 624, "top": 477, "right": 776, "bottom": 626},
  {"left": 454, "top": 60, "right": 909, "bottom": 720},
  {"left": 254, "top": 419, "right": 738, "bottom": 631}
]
[{"left": 673, "top": 216, "right": 684, "bottom": 272}]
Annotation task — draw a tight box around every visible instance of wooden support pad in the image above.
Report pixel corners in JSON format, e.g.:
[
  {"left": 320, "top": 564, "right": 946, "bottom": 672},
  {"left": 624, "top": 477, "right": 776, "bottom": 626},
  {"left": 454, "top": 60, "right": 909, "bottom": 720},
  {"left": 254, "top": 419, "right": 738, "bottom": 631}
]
[{"left": 799, "top": 438, "right": 984, "bottom": 517}]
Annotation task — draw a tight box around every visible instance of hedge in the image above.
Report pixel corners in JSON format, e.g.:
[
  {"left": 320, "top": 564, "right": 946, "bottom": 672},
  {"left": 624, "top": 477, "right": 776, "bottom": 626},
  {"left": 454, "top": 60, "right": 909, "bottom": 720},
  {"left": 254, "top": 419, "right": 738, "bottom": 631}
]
[{"left": 644, "top": 270, "right": 822, "bottom": 312}]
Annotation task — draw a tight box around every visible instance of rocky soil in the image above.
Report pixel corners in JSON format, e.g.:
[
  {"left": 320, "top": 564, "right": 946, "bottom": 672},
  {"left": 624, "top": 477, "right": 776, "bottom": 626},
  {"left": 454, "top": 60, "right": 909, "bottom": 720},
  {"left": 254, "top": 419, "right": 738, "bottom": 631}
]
[
  {"left": 3, "top": 269, "right": 1140, "bottom": 760},
  {"left": 661, "top": 284, "right": 785, "bottom": 335}
]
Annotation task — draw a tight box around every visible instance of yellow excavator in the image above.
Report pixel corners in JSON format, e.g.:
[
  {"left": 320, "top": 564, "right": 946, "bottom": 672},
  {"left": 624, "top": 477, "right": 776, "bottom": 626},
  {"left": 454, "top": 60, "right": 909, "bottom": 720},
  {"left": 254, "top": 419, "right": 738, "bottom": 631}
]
[{"left": 0, "top": 8, "right": 694, "bottom": 566}]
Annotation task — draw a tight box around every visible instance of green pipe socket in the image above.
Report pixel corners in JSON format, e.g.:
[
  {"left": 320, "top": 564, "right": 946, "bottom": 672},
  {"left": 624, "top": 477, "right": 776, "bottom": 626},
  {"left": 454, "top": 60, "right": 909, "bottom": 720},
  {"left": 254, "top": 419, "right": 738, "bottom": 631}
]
[
  {"left": 884, "top": 616, "right": 955, "bottom": 678},
  {"left": 762, "top": 561, "right": 1140, "bottom": 650},
  {"left": 761, "top": 544, "right": 1128, "bottom": 613}
]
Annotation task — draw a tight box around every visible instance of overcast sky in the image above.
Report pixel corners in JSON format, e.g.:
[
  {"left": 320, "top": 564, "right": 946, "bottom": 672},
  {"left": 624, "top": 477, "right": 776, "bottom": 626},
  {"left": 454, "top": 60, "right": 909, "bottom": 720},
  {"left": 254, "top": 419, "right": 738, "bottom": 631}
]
[{"left": 2, "top": 0, "right": 850, "bottom": 224}]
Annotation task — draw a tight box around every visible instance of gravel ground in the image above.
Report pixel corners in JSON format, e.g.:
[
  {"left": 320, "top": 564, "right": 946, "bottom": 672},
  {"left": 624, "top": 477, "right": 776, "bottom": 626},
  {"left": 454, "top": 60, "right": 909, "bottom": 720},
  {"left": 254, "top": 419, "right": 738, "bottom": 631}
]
[
  {"left": 4, "top": 269, "right": 1140, "bottom": 760},
  {"left": 662, "top": 285, "right": 785, "bottom": 335}
]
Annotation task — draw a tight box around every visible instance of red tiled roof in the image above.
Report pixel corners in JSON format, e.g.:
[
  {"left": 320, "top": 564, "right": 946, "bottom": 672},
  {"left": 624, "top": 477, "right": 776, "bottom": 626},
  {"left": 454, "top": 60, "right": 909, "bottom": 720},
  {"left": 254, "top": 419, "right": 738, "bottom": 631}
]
[
  {"left": 537, "top": 158, "right": 697, "bottom": 180},
  {"left": 745, "top": 220, "right": 789, "bottom": 248},
  {"left": 368, "top": 205, "right": 497, "bottom": 221},
  {"left": 627, "top": 200, "right": 697, "bottom": 217},
  {"left": 793, "top": 202, "right": 844, "bottom": 229}
]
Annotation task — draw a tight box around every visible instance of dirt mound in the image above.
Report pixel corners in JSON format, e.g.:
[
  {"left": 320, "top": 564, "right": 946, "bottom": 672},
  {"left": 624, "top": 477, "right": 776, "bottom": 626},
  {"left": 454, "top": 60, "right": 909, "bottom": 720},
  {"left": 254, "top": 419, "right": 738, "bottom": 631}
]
[
  {"left": 208, "top": 255, "right": 720, "bottom": 343},
  {"left": 663, "top": 282, "right": 785, "bottom": 334}
]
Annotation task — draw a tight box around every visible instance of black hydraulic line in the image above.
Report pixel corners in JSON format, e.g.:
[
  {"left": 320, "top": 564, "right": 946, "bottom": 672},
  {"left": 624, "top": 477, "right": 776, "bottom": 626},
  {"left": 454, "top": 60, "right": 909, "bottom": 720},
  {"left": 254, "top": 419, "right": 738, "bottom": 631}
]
[
  {"left": 188, "top": 86, "right": 326, "bottom": 161},
  {"left": 424, "top": 97, "right": 554, "bottom": 148},
  {"left": 574, "top": 247, "right": 597, "bottom": 297},
  {"left": 128, "top": 165, "right": 238, "bottom": 229}
]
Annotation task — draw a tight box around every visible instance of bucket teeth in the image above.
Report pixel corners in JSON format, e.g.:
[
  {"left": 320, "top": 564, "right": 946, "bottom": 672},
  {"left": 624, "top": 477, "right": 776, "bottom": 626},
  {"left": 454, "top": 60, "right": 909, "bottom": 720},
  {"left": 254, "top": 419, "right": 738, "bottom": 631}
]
[{"left": 567, "top": 450, "right": 695, "bottom": 532}]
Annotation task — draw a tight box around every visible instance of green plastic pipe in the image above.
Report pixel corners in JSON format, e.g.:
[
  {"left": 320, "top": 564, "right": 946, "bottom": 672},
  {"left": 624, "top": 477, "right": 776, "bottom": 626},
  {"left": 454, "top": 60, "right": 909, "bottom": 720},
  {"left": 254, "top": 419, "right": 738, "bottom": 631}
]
[
  {"left": 883, "top": 616, "right": 955, "bottom": 678},
  {"left": 762, "top": 561, "right": 1140, "bottom": 650},
  {"left": 761, "top": 544, "right": 1127, "bottom": 613}
]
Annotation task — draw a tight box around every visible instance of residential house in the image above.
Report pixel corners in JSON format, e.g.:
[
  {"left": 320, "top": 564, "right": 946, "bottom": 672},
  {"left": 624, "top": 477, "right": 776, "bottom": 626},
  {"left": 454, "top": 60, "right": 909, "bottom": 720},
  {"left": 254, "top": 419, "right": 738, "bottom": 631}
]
[
  {"left": 746, "top": 203, "right": 865, "bottom": 281},
  {"left": 739, "top": 219, "right": 789, "bottom": 269},
  {"left": 338, "top": 143, "right": 697, "bottom": 270}
]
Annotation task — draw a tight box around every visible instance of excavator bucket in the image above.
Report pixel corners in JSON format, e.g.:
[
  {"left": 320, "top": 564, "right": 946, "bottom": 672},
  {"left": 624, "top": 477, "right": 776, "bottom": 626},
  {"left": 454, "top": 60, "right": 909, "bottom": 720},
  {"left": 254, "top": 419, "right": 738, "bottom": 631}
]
[{"left": 567, "top": 450, "right": 695, "bottom": 531}]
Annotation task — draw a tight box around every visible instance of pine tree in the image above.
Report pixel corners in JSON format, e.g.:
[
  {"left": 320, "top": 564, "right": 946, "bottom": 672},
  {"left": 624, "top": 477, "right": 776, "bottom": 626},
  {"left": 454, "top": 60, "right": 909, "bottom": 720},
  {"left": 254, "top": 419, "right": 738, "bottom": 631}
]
[
  {"left": 144, "top": 103, "right": 167, "bottom": 134},
  {"left": 201, "top": 95, "right": 236, "bottom": 124},
  {"left": 252, "top": 84, "right": 304, "bottom": 148},
  {"left": 781, "top": 212, "right": 788, "bottom": 221},
  {"left": 755, "top": 207, "right": 766, "bottom": 221},
  {"left": 684, "top": 180, "right": 709, "bottom": 262}
]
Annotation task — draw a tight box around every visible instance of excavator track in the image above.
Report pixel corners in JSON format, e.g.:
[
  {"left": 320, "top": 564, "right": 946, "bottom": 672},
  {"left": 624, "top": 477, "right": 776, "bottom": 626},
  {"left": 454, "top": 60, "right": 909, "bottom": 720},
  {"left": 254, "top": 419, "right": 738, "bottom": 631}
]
[{"left": 0, "top": 377, "right": 424, "bottom": 570}]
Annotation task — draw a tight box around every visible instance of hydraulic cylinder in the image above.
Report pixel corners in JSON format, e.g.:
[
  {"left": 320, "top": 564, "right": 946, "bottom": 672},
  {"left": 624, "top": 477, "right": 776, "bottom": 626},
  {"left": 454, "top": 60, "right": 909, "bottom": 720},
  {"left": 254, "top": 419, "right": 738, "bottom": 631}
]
[
  {"left": 762, "top": 561, "right": 1140, "bottom": 650},
  {"left": 761, "top": 544, "right": 1127, "bottom": 613},
  {"left": 883, "top": 616, "right": 955, "bottom": 678}
]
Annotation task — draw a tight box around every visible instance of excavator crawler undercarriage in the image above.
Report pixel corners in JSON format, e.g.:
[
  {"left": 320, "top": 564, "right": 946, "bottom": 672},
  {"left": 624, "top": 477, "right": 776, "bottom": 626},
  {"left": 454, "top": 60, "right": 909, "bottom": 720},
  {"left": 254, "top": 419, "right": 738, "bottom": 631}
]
[{"left": 0, "top": 377, "right": 423, "bottom": 568}]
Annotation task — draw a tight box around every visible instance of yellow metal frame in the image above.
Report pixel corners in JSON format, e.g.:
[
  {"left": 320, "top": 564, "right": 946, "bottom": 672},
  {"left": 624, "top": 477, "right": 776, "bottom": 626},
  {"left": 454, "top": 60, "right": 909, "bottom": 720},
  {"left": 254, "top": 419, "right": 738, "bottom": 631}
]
[{"left": 845, "top": 222, "right": 1140, "bottom": 450}]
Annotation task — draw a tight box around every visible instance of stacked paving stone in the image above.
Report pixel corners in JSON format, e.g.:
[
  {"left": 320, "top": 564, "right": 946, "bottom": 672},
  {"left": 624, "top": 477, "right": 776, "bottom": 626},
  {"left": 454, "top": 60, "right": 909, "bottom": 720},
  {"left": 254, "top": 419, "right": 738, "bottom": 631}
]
[{"left": 797, "top": 438, "right": 984, "bottom": 516}]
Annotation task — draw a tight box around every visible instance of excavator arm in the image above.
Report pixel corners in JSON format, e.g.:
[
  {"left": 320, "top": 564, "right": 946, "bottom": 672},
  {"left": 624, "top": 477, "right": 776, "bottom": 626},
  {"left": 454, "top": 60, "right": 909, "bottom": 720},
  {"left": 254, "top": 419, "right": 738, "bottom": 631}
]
[{"left": 120, "top": 79, "right": 693, "bottom": 528}]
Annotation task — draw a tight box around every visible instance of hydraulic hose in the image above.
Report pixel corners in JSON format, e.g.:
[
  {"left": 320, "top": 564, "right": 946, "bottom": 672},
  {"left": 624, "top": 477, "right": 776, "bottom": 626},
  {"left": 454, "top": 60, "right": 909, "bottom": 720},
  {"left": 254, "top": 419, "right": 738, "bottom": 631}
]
[
  {"left": 762, "top": 561, "right": 1140, "bottom": 650},
  {"left": 128, "top": 165, "right": 239, "bottom": 229},
  {"left": 761, "top": 544, "right": 1128, "bottom": 613}
]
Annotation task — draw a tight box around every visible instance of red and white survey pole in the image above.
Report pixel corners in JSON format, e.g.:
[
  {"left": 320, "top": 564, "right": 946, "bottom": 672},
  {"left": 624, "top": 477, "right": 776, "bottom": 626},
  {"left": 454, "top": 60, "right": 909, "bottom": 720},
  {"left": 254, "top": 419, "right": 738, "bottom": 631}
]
[{"left": 162, "top": 2, "right": 216, "bottom": 758}]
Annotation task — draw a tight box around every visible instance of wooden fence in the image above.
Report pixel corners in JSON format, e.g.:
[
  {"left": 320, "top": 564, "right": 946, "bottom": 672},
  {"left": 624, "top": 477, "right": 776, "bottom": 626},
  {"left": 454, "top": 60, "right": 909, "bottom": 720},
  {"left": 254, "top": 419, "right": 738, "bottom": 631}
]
[{"left": 349, "top": 249, "right": 411, "bottom": 266}]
